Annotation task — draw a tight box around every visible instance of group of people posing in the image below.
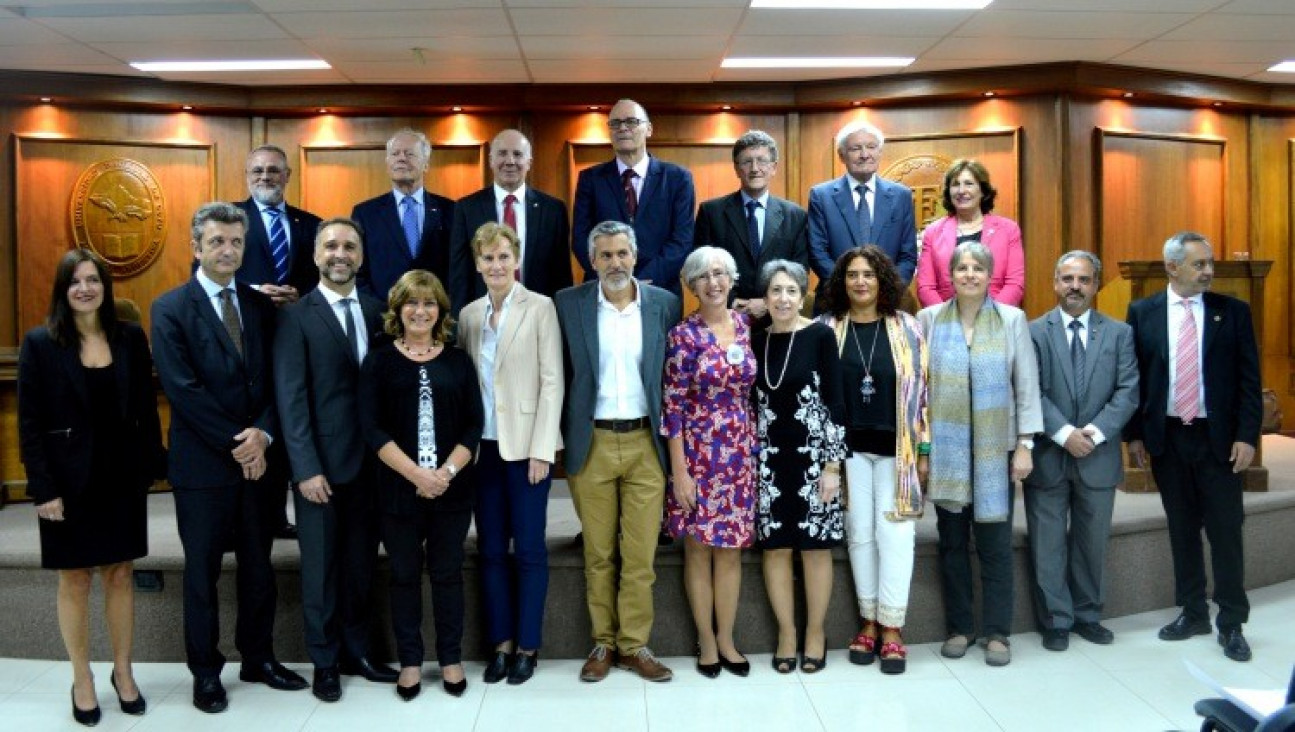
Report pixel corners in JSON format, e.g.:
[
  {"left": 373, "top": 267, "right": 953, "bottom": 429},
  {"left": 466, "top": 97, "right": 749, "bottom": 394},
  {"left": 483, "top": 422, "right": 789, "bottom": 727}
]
[{"left": 18, "top": 98, "right": 1262, "bottom": 728}]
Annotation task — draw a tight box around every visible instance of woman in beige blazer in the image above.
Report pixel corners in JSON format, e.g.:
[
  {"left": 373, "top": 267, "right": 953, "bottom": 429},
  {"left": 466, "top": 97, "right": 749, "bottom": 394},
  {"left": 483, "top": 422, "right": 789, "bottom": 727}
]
[{"left": 458, "top": 222, "right": 564, "bottom": 686}]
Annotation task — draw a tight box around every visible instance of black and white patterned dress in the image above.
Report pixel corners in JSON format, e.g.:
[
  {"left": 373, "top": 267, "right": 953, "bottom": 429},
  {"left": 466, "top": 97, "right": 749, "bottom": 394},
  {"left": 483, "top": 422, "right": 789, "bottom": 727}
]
[{"left": 752, "top": 323, "right": 848, "bottom": 549}]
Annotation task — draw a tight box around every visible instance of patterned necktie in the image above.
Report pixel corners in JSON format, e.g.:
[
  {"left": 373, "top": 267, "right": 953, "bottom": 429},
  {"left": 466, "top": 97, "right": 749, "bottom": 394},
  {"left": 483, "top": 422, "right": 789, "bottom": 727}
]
[
  {"left": 266, "top": 208, "right": 289, "bottom": 285},
  {"left": 746, "top": 200, "right": 762, "bottom": 259},
  {"left": 1174, "top": 300, "right": 1200, "bottom": 423},
  {"left": 855, "top": 183, "right": 873, "bottom": 244},
  {"left": 1069, "top": 319, "right": 1086, "bottom": 401},
  {"left": 219, "top": 289, "right": 244, "bottom": 359},
  {"left": 340, "top": 297, "right": 361, "bottom": 363},
  {"left": 622, "top": 169, "right": 639, "bottom": 221},
  {"left": 503, "top": 194, "right": 520, "bottom": 281},
  {"left": 400, "top": 196, "right": 420, "bottom": 258}
]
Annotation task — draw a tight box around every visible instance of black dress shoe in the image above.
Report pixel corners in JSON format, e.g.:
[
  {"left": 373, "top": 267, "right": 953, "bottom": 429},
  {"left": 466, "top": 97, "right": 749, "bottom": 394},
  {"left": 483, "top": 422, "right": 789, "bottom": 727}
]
[
  {"left": 396, "top": 681, "right": 421, "bottom": 701},
  {"left": 313, "top": 667, "right": 342, "bottom": 702},
  {"left": 442, "top": 678, "right": 467, "bottom": 697},
  {"left": 340, "top": 657, "right": 399, "bottom": 683},
  {"left": 696, "top": 659, "right": 721, "bottom": 678},
  {"left": 110, "top": 673, "right": 146, "bottom": 715},
  {"left": 1042, "top": 629, "right": 1069, "bottom": 652},
  {"left": 718, "top": 653, "right": 750, "bottom": 677},
  {"left": 483, "top": 651, "right": 513, "bottom": 684},
  {"left": 1219, "top": 627, "right": 1253, "bottom": 662},
  {"left": 192, "top": 676, "right": 228, "bottom": 714},
  {"left": 1073, "top": 622, "right": 1115, "bottom": 645},
  {"left": 507, "top": 652, "right": 537, "bottom": 686},
  {"left": 71, "top": 686, "right": 101, "bottom": 727},
  {"left": 239, "top": 660, "right": 309, "bottom": 691},
  {"left": 275, "top": 523, "right": 298, "bottom": 540},
  {"left": 1158, "top": 613, "right": 1212, "bottom": 641}
]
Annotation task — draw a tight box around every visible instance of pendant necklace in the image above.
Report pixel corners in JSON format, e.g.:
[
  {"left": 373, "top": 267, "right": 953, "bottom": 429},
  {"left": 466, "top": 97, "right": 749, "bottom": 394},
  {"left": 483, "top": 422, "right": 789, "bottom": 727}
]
[
  {"left": 763, "top": 326, "right": 797, "bottom": 391},
  {"left": 850, "top": 318, "right": 881, "bottom": 403},
  {"left": 400, "top": 338, "right": 437, "bottom": 357}
]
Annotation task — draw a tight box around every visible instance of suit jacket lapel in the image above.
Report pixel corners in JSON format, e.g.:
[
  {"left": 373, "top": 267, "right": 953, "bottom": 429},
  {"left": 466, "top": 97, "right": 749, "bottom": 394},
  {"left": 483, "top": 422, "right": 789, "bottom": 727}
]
[
  {"left": 245, "top": 201, "right": 274, "bottom": 262},
  {"left": 580, "top": 285, "right": 600, "bottom": 377},
  {"left": 1084, "top": 312, "right": 1106, "bottom": 394},
  {"left": 420, "top": 195, "right": 444, "bottom": 254},
  {"left": 763, "top": 198, "right": 785, "bottom": 260},
  {"left": 189, "top": 279, "right": 244, "bottom": 365},
  {"left": 495, "top": 287, "right": 529, "bottom": 365},
  {"left": 523, "top": 190, "right": 543, "bottom": 278},
  {"left": 639, "top": 157, "right": 660, "bottom": 210},
  {"left": 379, "top": 195, "right": 414, "bottom": 266},
  {"left": 601, "top": 163, "right": 630, "bottom": 221},
  {"left": 1047, "top": 310, "right": 1078, "bottom": 398},
  {"left": 237, "top": 284, "right": 263, "bottom": 375},
  {"left": 308, "top": 289, "right": 356, "bottom": 365},
  {"left": 1202, "top": 293, "right": 1223, "bottom": 356},
  {"left": 832, "top": 176, "right": 863, "bottom": 243},
  {"left": 873, "top": 182, "right": 892, "bottom": 240},
  {"left": 639, "top": 289, "right": 664, "bottom": 388},
  {"left": 54, "top": 339, "right": 89, "bottom": 409},
  {"left": 722, "top": 194, "right": 755, "bottom": 263}
]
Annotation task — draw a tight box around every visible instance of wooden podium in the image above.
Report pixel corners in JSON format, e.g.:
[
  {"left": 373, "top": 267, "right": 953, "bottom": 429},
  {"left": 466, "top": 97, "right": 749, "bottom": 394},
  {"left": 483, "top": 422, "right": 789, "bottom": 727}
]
[{"left": 1116, "top": 259, "right": 1271, "bottom": 493}]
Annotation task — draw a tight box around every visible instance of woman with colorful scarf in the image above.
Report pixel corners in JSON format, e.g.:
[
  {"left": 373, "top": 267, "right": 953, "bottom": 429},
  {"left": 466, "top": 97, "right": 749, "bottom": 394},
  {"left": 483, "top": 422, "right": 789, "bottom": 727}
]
[
  {"left": 819, "top": 246, "right": 929, "bottom": 675},
  {"left": 916, "top": 240, "right": 1042, "bottom": 667}
]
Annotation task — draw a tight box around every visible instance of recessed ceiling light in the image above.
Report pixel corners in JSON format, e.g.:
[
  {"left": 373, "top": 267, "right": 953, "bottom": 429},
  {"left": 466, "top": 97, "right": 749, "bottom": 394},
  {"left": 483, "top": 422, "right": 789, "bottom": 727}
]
[
  {"left": 130, "top": 59, "right": 331, "bottom": 72},
  {"left": 983, "top": 91, "right": 995, "bottom": 97},
  {"left": 721, "top": 105, "right": 732, "bottom": 110},
  {"left": 722, "top": 56, "right": 913, "bottom": 69},
  {"left": 852, "top": 101, "right": 864, "bottom": 106},
  {"left": 451, "top": 106, "right": 463, "bottom": 112},
  {"left": 1267, "top": 61, "right": 1295, "bottom": 73},
  {"left": 317, "top": 108, "right": 328, "bottom": 114},
  {"left": 752, "top": 1, "right": 991, "bottom": 7},
  {"left": 181, "top": 105, "right": 193, "bottom": 110},
  {"left": 1213, "top": 101, "right": 1223, "bottom": 107},
  {"left": 40, "top": 97, "right": 52, "bottom": 103},
  {"left": 1122, "top": 92, "right": 1134, "bottom": 98},
  {"left": 588, "top": 105, "right": 600, "bottom": 110}
]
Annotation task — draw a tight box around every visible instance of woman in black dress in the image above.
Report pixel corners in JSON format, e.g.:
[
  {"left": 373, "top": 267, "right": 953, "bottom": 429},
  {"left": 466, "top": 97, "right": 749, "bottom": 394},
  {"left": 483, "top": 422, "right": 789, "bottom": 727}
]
[
  {"left": 751, "top": 260, "right": 846, "bottom": 674},
  {"left": 18, "top": 249, "right": 164, "bottom": 726},
  {"left": 359, "top": 269, "right": 483, "bottom": 701}
]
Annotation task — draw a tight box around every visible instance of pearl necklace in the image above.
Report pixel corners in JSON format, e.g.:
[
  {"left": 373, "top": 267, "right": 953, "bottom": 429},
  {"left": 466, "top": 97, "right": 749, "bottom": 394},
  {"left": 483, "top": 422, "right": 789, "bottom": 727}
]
[
  {"left": 763, "top": 325, "right": 797, "bottom": 391},
  {"left": 400, "top": 338, "right": 439, "bottom": 357}
]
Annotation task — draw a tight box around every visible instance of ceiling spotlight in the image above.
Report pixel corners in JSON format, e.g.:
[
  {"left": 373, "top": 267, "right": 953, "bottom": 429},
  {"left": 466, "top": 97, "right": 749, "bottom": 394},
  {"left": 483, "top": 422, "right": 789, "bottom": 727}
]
[
  {"left": 1122, "top": 92, "right": 1134, "bottom": 98},
  {"left": 317, "top": 108, "right": 328, "bottom": 114},
  {"left": 983, "top": 91, "right": 995, "bottom": 97},
  {"left": 588, "top": 105, "right": 600, "bottom": 110},
  {"left": 851, "top": 101, "right": 863, "bottom": 107},
  {"left": 181, "top": 105, "right": 193, "bottom": 110},
  {"left": 40, "top": 97, "right": 52, "bottom": 103},
  {"left": 1213, "top": 101, "right": 1223, "bottom": 107},
  {"left": 451, "top": 106, "right": 463, "bottom": 112},
  {"left": 721, "top": 105, "right": 732, "bottom": 111}
]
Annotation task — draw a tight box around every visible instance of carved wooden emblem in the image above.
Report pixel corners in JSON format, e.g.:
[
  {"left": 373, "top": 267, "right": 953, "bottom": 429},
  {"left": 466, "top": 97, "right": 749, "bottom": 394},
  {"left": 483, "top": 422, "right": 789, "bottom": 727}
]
[
  {"left": 70, "top": 158, "right": 166, "bottom": 277},
  {"left": 884, "top": 154, "right": 953, "bottom": 231}
]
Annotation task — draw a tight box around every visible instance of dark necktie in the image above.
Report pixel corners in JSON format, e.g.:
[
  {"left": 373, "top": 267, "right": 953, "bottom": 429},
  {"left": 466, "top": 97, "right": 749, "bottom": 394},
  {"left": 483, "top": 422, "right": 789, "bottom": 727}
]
[
  {"left": 219, "top": 289, "right": 244, "bottom": 359},
  {"left": 266, "top": 208, "right": 289, "bottom": 285},
  {"left": 340, "top": 297, "right": 361, "bottom": 363},
  {"left": 746, "top": 200, "right": 762, "bottom": 259},
  {"left": 1069, "top": 319, "right": 1086, "bottom": 401},
  {"left": 400, "top": 196, "right": 420, "bottom": 258},
  {"left": 622, "top": 169, "right": 639, "bottom": 221},
  {"left": 503, "top": 194, "right": 521, "bottom": 281},
  {"left": 855, "top": 183, "right": 873, "bottom": 244}
]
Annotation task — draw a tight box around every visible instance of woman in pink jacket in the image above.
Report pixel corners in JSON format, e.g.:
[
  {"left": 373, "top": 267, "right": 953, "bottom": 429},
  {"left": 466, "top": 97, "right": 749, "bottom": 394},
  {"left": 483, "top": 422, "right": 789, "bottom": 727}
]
[{"left": 916, "top": 160, "right": 1025, "bottom": 307}]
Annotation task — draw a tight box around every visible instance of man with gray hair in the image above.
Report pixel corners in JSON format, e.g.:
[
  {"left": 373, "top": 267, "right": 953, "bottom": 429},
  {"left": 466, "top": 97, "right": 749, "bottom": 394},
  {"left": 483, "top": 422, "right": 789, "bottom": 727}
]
[
  {"left": 807, "top": 120, "right": 916, "bottom": 306},
  {"left": 554, "top": 220, "right": 681, "bottom": 683},
  {"left": 1024, "top": 250, "right": 1138, "bottom": 652},
  {"left": 695, "top": 130, "right": 808, "bottom": 320},
  {"left": 352, "top": 128, "right": 455, "bottom": 299},
  {"left": 235, "top": 144, "right": 322, "bottom": 307}
]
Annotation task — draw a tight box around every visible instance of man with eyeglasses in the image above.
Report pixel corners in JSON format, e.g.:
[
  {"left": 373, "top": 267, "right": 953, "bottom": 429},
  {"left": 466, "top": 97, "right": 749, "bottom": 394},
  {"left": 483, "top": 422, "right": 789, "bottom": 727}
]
[
  {"left": 694, "top": 130, "right": 809, "bottom": 321},
  {"left": 572, "top": 99, "right": 695, "bottom": 298},
  {"left": 235, "top": 145, "right": 323, "bottom": 306},
  {"left": 807, "top": 120, "right": 917, "bottom": 308}
]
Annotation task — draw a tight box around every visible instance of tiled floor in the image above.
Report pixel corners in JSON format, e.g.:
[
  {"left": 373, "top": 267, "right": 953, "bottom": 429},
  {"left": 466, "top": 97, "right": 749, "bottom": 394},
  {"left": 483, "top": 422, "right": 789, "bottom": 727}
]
[{"left": 2, "top": 580, "right": 1291, "bottom": 731}]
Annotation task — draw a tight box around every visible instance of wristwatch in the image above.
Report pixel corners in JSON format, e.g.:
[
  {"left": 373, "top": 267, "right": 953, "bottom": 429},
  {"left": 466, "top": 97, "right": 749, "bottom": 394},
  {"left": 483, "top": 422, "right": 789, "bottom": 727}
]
[{"left": 1018, "top": 439, "right": 1035, "bottom": 450}]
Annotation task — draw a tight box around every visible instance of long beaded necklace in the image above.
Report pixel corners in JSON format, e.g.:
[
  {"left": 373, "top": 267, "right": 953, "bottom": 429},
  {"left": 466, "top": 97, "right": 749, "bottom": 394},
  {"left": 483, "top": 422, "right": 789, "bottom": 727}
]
[
  {"left": 762, "top": 326, "right": 797, "bottom": 391},
  {"left": 850, "top": 318, "right": 881, "bottom": 403}
]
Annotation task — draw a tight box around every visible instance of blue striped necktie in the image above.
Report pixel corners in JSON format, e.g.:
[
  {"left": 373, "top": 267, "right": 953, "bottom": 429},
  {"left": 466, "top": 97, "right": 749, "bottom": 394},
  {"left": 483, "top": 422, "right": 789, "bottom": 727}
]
[
  {"left": 401, "top": 196, "right": 421, "bottom": 258},
  {"left": 266, "top": 208, "right": 289, "bottom": 284}
]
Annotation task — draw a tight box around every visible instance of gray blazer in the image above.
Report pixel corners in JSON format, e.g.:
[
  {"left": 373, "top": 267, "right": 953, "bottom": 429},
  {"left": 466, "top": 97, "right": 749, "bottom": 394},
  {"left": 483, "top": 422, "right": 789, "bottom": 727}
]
[
  {"left": 554, "top": 280, "right": 682, "bottom": 475},
  {"left": 1025, "top": 308, "right": 1139, "bottom": 489},
  {"left": 916, "top": 299, "right": 1044, "bottom": 451}
]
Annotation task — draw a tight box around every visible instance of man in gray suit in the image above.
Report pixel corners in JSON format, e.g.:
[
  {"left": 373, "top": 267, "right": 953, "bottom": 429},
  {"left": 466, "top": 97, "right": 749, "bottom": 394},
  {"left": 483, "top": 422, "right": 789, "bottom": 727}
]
[
  {"left": 1025, "top": 251, "right": 1139, "bottom": 651},
  {"left": 554, "top": 220, "right": 681, "bottom": 684}
]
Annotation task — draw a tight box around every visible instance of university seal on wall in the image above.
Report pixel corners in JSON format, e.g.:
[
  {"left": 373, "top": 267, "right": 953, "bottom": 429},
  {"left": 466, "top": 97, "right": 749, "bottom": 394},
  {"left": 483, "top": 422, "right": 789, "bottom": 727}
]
[
  {"left": 70, "top": 158, "right": 166, "bottom": 277},
  {"left": 883, "top": 154, "right": 952, "bottom": 231}
]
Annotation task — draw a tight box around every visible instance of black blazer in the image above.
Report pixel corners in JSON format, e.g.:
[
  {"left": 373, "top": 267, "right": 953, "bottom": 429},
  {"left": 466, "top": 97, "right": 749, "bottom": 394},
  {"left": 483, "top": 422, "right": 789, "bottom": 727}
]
[
  {"left": 694, "top": 192, "right": 809, "bottom": 301},
  {"left": 273, "top": 287, "right": 384, "bottom": 486},
  {"left": 447, "top": 186, "right": 572, "bottom": 314},
  {"left": 151, "top": 278, "right": 284, "bottom": 490},
  {"left": 352, "top": 190, "right": 455, "bottom": 301},
  {"left": 1125, "top": 290, "right": 1262, "bottom": 463},
  {"left": 17, "top": 323, "right": 165, "bottom": 505},
  {"left": 234, "top": 198, "right": 323, "bottom": 297}
]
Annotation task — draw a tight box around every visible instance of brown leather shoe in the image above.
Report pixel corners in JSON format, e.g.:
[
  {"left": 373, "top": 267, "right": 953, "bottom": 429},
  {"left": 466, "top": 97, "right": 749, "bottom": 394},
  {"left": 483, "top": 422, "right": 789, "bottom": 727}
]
[
  {"left": 617, "top": 647, "right": 673, "bottom": 682},
  {"left": 580, "top": 645, "right": 615, "bottom": 682}
]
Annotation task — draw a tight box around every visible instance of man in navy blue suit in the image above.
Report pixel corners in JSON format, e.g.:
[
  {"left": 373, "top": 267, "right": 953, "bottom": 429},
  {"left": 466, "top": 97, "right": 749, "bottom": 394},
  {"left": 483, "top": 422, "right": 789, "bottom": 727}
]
[
  {"left": 572, "top": 99, "right": 695, "bottom": 297},
  {"left": 807, "top": 120, "right": 916, "bottom": 305},
  {"left": 352, "top": 129, "right": 455, "bottom": 301},
  {"left": 235, "top": 145, "right": 322, "bottom": 307}
]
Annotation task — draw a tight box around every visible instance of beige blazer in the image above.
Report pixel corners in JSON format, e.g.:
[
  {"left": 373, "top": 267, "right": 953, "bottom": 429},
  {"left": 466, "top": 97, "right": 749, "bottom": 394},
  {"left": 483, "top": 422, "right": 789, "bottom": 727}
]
[{"left": 459, "top": 284, "right": 564, "bottom": 462}]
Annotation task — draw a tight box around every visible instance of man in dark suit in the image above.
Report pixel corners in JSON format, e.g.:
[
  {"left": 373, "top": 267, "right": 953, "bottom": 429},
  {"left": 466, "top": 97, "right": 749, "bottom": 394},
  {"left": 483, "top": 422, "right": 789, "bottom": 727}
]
[
  {"left": 235, "top": 145, "right": 322, "bottom": 306},
  {"left": 571, "top": 99, "right": 695, "bottom": 297},
  {"left": 1126, "top": 231, "right": 1262, "bottom": 663},
  {"left": 448, "top": 128, "right": 571, "bottom": 314},
  {"left": 555, "top": 220, "right": 681, "bottom": 684},
  {"left": 808, "top": 120, "right": 917, "bottom": 306},
  {"left": 1026, "top": 251, "right": 1138, "bottom": 652},
  {"left": 273, "top": 218, "right": 397, "bottom": 702},
  {"left": 694, "top": 129, "right": 808, "bottom": 321},
  {"left": 151, "top": 203, "right": 308, "bottom": 714},
  {"left": 352, "top": 128, "right": 455, "bottom": 300}
]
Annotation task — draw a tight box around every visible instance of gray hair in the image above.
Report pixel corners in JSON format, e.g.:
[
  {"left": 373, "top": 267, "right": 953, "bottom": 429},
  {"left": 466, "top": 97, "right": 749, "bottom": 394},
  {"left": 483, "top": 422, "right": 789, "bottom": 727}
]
[
  {"left": 387, "top": 128, "right": 432, "bottom": 159},
  {"left": 1055, "top": 250, "right": 1102, "bottom": 280},
  {"left": 1163, "top": 231, "right": 1211, "bottom": 264},
  {"left": 732, "top": 130, "right": 779, "bottom": 163},
  {"left": 835, "top": 120, "right": 886, "bottom": 153},
  {"left": 681, "top": 246, "right": 739, "bottom": 289},
  {"left": 247, "top": 144, "right": 289, "bottom": 169},
  {"left": 758, "top": 259, "right": 809, "bottom": 295},
  {"left": 948, "top": 240, "right": 994, "bottom": 277},
  {"left": 587, "top": 220, "right": 637, "bottom": 263},
  {"left": 191, "top": 202, "right": 248, "bottom": 243},
  {"left": 490, "top": 129, "right": 532, "bottom": 158}
]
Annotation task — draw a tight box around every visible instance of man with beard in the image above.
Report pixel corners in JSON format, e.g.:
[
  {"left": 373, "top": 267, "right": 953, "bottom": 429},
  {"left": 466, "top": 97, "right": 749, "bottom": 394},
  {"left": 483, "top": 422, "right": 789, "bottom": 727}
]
[
  {"left": 273, "top": 218, "right": 397, "bottom": 701},
  {"left": 554, "top": 221, "right": 681, "bottom": 683},
  {"left": 236, "top": 145, "right": 323, "bottom": 306}
]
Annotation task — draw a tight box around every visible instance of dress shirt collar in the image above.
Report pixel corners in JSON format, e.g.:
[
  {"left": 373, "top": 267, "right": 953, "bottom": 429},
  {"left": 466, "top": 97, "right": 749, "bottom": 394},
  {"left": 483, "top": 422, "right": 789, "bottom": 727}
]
[
  {"left": 1058, "top": 307, "right": 1091, "bottom": 330},
  {"left": 317, "top": 282, "right": 357, "bottom": 306},
  {"left": 1167, "top": 286, "right": 1204, "bottom": 308},
  {"left": 484, "top": 282, "right": 518, "bottom": 320},
  {"left": 597, "top": 279, "right": 642, "bottom": 310},
  {"left": 616, "top": 156, "right": 650, "bottom": 181},
  {"left": 255, "top": 201, "right": 286, "bottom": 217},
  {"left": 196, "top": 268, "right": 234, "bottom": 300},
  {"left": 741, "top": 191, "right": 770, "bottom": 209},
  {"left": 493, "top": 183, "right": 527, "bottom": 204},
  {"left": 393, "top": 187, "right": 425, "bottom": 208},
  {"left": 847, "top": 174, "right": 874, "bottom": 193}
]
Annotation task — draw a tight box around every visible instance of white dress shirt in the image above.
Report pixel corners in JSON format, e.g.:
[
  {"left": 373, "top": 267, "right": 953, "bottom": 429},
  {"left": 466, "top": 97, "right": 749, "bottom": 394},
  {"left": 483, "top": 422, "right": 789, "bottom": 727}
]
[
  {"left": 317, "top": 284, "right": 369, "bottom": 363},
  {"left": 594, "top": 282, "right": 648, "bottom": 419},
  {"left": 616, "top": 157, "right": 649, "bottom": 201},
  {"left": 849, "top": 175, "right": 874, "bottom": 220},
  {"left": 1049, "top": 308, "right": 1107, "bottom": 447}
]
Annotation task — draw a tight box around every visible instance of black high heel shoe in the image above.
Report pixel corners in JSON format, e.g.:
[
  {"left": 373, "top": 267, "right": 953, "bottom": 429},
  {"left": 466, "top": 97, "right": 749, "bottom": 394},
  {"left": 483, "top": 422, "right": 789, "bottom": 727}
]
[
  {"left": 718, "top": 652, "right": 750, "bottom": 677},
  {"left": 396, "top": 681, "right": 421, "bottom": 701},
  {"left": 111, "top": 673, "right": 146, "bottom": 715},
  {"left": 71, "top": 685, "right": 101, "bottom": 727},
  {"left": 442, "top": 677, "right": 467, "bottom": 697}
]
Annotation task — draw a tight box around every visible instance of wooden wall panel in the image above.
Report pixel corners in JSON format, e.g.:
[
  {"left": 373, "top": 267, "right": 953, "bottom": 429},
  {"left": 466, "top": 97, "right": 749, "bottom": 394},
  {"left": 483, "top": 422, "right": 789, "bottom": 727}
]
[
  {"left": 870, "top": 128, "right": 1020, "bottom": 228},
  {"left": 299, "top": 143, "right": 488, "bottom": 220}
]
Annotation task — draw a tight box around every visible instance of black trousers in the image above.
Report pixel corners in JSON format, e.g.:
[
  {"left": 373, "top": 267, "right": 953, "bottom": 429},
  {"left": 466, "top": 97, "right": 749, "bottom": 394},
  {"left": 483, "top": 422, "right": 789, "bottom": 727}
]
[
  {"left": 936, "top": 479, "right": 1016, "bottom": 639},
  {"left": 173, "top": 479, "right": 280, "bottom": 678},
  {"left": 294, "top": 479, "right": 380, "bottom": 669},
  {"left": 382, "top": 506, "right": 472, "bottom": 668},
  {"left": 1150, "top": 419, "right": 1249, "bottom": 629}
]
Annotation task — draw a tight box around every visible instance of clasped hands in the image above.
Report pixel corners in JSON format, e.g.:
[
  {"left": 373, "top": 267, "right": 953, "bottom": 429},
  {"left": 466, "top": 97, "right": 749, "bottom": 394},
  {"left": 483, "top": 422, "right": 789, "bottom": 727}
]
[
  {"left": 410, "top": 464, "right": 454, "bottom": 499},
  {"left": 232, "top": 427, "right": 269, "bottom": 481}
]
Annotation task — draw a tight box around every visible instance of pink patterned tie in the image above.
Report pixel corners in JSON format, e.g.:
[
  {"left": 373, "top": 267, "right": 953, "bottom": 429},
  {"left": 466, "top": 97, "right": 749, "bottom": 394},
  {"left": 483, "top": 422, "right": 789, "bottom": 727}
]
[{"left": 1174, "top": 300, "right": 1200, "bottom": 424}]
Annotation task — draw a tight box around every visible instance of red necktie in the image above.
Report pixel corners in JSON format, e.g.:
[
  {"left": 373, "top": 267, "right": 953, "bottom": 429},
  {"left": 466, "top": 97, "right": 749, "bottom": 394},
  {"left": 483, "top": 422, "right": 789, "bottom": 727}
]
[
  {"left": 622, "top": 169, "right": 638, "bottom": 221},
  {"left": 1174, "top": 300, "right": 1200, "bottom": 423},
  {"left": 503, "top": 194, "right": 520, "bottom": 281}
]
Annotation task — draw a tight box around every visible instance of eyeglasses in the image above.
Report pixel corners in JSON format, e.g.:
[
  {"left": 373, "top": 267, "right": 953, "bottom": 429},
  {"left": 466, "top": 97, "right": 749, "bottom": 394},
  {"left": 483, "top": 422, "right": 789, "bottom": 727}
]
[
  {"left": 246, "top": 167, "right": 286, "bottom": 176},
  {"left": 694, "top": 270, "right": 731, "bottom": 283},
  {"left": 607, "top": 117, "right": 646, "bottom": 131},
  {"left": 736, "top": 157, "right": 775, "bottom": 170}
]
